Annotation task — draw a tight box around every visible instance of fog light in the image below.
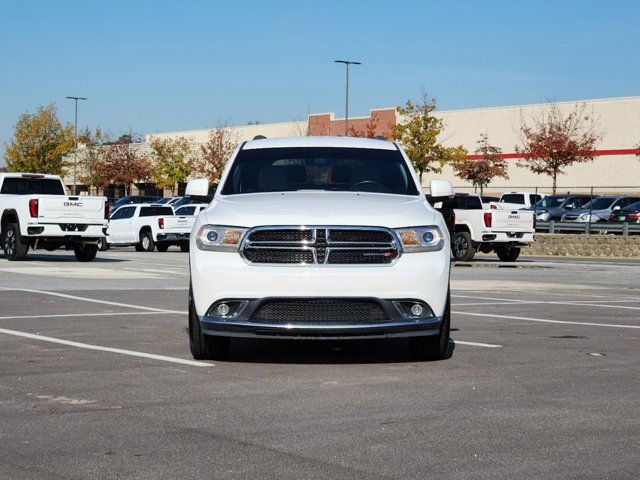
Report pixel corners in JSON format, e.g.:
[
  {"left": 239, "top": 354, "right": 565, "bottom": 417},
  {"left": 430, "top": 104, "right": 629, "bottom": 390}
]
[
  {"left": 217, "top": 303, "right": 230, "bottom": 316},
  {"left": 410, "top": 304, "right": 423, "bottom": 316}
]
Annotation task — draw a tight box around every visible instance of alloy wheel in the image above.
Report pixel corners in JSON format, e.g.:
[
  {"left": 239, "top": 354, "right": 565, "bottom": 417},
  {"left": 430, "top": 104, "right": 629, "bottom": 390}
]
[
  {"left": 454, "top": 236, "right": 468, "bottom": 258},
  {"left": 4, "top": 230, "right": 15, "bottom": 256}
]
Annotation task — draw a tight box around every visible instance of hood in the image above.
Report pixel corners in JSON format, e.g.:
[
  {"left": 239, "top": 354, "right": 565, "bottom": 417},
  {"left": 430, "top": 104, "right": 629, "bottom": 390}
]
[{"left": 204, "top": 191, "right": 436, "bottom": 228}]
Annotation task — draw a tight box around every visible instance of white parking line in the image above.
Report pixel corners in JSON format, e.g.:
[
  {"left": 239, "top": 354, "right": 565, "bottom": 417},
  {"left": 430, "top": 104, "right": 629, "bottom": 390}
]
[
  {"left": 453, "top": 294, "right": 640, "bottom": 311},
  {"left": 455, "top": 300, "right": 640, "bottom": 307},
  {"left": 454, "top": 340, "right": 502, "bottom": 348},
  {"left": 454, "top": 310, "right": 640, "bottom": 329},
  {"left": 0, "top": 327, "right": 212, "bottom": 367},
  {"left": 0, "top": 287, "right": 184, "bottom": 314},
  {"left": 0, "top": 311, "right": 175, "bottom": 320}
]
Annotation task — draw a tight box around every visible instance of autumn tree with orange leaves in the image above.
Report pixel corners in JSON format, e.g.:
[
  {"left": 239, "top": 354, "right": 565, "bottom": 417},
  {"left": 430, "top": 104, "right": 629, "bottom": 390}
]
[
  {"left": 192, "top": 126, "right": 239, "bottom": 184},
  {"left": 515, "top": 103, "right": 601, "bottom": 193},
  {"left": 97, "top": 139, "right": 151, "bottom": 195},
  {"left": 349, "top": 115, "right": 379, "bottom": 138},
  {"left": 392, "top": 94, "right": 467, "bottom": 183},
  {"left": 452, "top": 133, "right": 508, "bottom": 194}
]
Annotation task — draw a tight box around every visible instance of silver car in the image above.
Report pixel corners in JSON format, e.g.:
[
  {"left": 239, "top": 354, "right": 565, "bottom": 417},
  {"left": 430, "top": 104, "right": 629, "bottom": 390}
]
[{"left": 562, "top": 195, "right": 640, "bottom": 223}]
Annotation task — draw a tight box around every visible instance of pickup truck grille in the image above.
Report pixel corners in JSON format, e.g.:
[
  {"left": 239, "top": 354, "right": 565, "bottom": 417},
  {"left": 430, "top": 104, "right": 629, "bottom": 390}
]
[
  {"left": 240, "top": 226, "right": 400, "bottom": 265},
  {"left": 249, "top": 298, "right": 390, "bottom": 324}
]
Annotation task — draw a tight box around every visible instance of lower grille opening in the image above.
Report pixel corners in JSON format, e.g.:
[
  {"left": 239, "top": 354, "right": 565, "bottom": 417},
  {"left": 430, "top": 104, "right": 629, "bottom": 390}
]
[{"left": 249, "top": 298, "right": 390, "bottom": 324}]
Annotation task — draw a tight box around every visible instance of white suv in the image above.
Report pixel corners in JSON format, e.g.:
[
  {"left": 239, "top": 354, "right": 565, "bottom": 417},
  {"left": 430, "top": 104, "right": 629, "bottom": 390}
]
[{"left": 188, "top": 137, "right": 453, "bottom": 361}]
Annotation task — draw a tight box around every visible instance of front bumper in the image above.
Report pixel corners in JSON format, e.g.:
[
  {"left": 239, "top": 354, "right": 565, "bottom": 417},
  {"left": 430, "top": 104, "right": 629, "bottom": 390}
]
[
  {"left": 191, "top": 247, "right": 450, "bottom": 320},
  {"left": 200, "top": 297, "right": 442, "bottom": 339}
]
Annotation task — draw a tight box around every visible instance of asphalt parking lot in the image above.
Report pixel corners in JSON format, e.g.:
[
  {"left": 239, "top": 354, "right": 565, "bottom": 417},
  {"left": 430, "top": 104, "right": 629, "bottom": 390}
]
[{"left": 0, "top": 249, "right": 639, "bottom": 479}]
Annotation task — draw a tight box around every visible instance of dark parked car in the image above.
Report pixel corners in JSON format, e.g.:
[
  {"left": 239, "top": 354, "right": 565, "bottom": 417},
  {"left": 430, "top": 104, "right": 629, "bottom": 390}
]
[
  {"left": 109, "top": 195, "right": 161, "bottom": 214},
  {"left": 608, "top": 201, "right": 640, "bottom": 224},
  {"left": 524, "top": 194, "right": 596, "bottom": 221},
  {"left": 425, "top": 194, "right": 455, "bottom": 240}
]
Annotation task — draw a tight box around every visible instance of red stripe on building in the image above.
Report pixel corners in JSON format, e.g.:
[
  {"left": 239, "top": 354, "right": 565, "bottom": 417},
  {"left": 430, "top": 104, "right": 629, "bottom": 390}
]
[{"left": 466, "top": 148, "right": 639, "bottom": 160}]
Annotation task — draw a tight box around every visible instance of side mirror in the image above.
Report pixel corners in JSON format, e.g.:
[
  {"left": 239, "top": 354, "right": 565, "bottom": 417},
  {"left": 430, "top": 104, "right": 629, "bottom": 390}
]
[
  {"left": 429, "top": 179, "right": 454, "bottom": 203},
  {"left": 613, "top": 205, "right": 621, "bottom": 211},
  {"left": 186, "top": 178, "right": 209, "bottom": 197},
  {"left": 565, "top": 204, "right": 574, "bottom": 210}
]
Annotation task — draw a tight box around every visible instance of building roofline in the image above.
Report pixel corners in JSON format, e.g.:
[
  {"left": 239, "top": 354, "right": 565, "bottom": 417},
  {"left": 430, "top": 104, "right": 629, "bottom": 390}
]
[
  {"left": 148, "top": 119, "right": 308, "bottom": 138},
  {"left": 435, "top": 95, "right": 640, "bottom": 115}
]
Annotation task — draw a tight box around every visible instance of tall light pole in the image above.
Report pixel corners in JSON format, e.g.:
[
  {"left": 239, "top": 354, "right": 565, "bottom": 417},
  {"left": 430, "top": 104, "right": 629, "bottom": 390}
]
[
  {"left": 334, "top": 60, "right": 361, "bottom": 136},
  {"left": 66, "top": 96, "right": 87, "bottom": 195}
]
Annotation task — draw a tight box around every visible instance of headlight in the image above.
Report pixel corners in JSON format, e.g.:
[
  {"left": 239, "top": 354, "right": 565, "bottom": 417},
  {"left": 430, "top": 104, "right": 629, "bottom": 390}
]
[
  {"left": 196, "top": 225, "right": 248, "bottom": 251},
  {"left": 394, "top": 226, "right": 444, "bottom": 253},
  {"left": 578, "top": 213, "right": 590, "bottom": 221}
]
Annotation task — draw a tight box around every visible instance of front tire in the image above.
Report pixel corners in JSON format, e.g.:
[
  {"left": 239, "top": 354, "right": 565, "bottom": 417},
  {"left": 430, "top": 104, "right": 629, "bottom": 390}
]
[
  {"left": 74, "top": 243, "right": 98, "bottom": 262},
  {"left": 139, "top": 231, "right": 155, "bottom": 252},
  {"left": 453, "top": 232, "right": 476, "bottom": 261},
  {"left": 409, "top": 292, "right": 451, "bottom": 361},
  {"left": 156, "top": 244, "right": 169, "bottom": 252},
  {"left": 188, "top": 287, "right": 230, "bottom": 360},
  {"left": 495, "top": 246, "right": 521, "bottom": 262},
  {"left": 3, "top": 223, "right": 29, "bottom": 261}
]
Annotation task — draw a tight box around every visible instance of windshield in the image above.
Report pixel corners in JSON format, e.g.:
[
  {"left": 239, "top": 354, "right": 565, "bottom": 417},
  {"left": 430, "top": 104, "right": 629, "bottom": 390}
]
[
  {"left": 221, "top": 147, "right": 419, "bottom": 196},
  {"left": 622, "top": 201, "right": 640, "bottom": 211},
  {"left": 0, "top": 177, "right": 65, "bottom": 195},
  {"left": 534, "top": 196, "right": 567, "bottom": 208},
  {"left": 583, "top": 197, "right": 616, "bottom": 210},
  {"left": 139, "top": 206, "right": 174, "bottom": 217},
  {"left": 155, "top": 198, "right": 172, "bottom": 204}
]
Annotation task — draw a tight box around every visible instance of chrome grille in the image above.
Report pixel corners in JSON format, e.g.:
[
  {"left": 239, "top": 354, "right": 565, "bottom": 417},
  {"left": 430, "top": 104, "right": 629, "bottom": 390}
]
[{"left": 240, "top": 226, "right": 400, "bottom": 265}]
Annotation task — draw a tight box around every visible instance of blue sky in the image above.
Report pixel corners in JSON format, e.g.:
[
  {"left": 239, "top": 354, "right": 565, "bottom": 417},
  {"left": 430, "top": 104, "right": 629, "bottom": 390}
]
[{"left": 1, "top": 0, "right": 639, "bottom": 155}]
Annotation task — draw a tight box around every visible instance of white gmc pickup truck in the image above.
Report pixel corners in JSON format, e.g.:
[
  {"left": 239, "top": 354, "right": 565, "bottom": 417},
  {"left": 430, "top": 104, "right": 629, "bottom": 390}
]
[
  {"left": 188, "top": 136, "right": 454, "bottom": 361},
  {"left": 433, "top": 194, "right": 535, "bottom": 261},
  {"left": 0, "top": 173, "right": 108, "bottom": 261},
  {"left": 106, "top": 204, "right": 175, "bottom": 252},
  {"left": 155, "top": 204, "right": 208, "bottom": 252}
]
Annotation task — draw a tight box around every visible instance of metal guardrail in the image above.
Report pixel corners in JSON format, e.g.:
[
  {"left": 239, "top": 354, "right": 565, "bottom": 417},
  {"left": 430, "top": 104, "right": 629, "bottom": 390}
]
[{"left": 536, "top": 221, "right": 640, "bottom": 235}]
